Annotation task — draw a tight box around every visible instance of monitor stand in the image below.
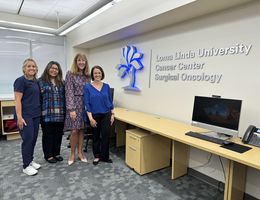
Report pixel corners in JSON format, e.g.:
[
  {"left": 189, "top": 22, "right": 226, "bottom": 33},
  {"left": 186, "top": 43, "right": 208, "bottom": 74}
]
[{"left": 203, "top": 131, "right": 231, "bottom": 140}]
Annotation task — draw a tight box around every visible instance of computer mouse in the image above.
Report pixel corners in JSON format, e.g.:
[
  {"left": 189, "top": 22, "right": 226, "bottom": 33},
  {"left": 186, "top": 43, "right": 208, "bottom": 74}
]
[{"left": 223, "top": 141, "right": 234, "bottom": 145}]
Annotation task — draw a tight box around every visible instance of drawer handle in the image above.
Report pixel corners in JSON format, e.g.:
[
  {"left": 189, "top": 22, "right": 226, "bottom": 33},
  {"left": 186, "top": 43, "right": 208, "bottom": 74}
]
[
  {"left": 129, "top": 135, "right": 137, "bottom": 140},
  {"left": 129, "top": 146, "right": 136, "bottom": 151}
]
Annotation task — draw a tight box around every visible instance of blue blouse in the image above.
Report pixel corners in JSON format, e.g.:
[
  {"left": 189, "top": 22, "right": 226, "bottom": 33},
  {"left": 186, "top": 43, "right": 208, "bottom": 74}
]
[{"left": 83, "top": 83, "right": 114, "bottom": 114}]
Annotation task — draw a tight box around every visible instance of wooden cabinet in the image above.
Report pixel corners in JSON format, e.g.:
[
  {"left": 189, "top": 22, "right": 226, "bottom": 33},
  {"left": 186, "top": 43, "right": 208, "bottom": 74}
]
[
  {"left": 125, "top": 128, "right": 171, "bottom": 175},
  {"left": 114, "top": 120, "right": 135, "bottom": 147},
  {"left": 0, "top": 100, "right": 20, "bottom": 140}
]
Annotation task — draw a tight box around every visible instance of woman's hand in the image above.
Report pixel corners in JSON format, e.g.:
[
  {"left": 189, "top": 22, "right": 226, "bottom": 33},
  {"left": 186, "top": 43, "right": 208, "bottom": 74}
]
[
  {"left": 90, "top": 118, "right": 97, "bottom": 127},
  {"left": 110, "top": 113, "right": 115, "bottom": 125},
  {"left": 70, "top": 111, "right": 77, "bottom": 120},
  {"left": 17, "top": 117, "right": 27, "bottom": 130}
]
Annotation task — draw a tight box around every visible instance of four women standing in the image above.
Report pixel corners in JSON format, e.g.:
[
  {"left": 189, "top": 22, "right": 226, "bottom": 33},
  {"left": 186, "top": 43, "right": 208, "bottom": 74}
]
[{"left": 14, "top": 55, "right": 113, "bottom": 174}]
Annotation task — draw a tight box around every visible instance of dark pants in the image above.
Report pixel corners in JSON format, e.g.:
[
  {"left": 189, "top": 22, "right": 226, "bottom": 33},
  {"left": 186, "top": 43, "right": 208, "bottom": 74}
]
[
  {"left": 20, "top": 117, "right": 40, "bottom": 169},
  {"left": 92, "top": 113, "right": 111, "bottom": 161},
  {"left": 41, "top": 122, "right": 64, "bottom": 160}
]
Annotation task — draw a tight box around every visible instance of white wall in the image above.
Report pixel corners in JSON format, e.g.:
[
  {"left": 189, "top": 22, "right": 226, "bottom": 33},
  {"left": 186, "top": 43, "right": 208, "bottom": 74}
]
[{"left": 66, "top": 1, "right": 260, "bottom": 198}]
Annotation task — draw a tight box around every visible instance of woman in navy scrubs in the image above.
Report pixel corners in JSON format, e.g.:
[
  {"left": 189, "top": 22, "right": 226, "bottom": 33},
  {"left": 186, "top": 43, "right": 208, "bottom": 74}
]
[{"left": 14, "top": 58, "right": 41, "bottom": 176}]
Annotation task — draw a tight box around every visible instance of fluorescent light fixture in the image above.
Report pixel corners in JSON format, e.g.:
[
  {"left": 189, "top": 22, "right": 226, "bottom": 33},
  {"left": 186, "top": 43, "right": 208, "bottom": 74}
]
[
  {"left": 0, "top": 26, "right": 8, "bottom": 30},
  {"left": 0, "top": 0, "right": 124, "bottom": 36},
  {"left": 59, "top": 1, "right": 115, "bottom": 36},
  {"left": 0, "top": 20, "right": 56, "bottom": 31},
  {"left": 79, "top": 2, "right": 113, "bottom": 24},
  {"left": 0, "top": 26, "right": 55, "bottom": 36},
  {"left": 59, "top": 23, "right": 80, "bottom": 36}
]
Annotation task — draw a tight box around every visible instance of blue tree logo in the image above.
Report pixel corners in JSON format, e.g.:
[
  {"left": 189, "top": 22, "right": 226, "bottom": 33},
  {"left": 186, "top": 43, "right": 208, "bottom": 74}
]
[{"left": 116, "top": 45, "right": 144, "bottom": 91}]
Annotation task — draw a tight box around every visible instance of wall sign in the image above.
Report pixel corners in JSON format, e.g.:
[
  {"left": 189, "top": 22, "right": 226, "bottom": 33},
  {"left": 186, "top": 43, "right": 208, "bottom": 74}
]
[
  {"left": 153, "top": 43, "right": 252, "bottom": 84},
  {"left": 116, "top": 45, "right": 144, "bottom": 91}
]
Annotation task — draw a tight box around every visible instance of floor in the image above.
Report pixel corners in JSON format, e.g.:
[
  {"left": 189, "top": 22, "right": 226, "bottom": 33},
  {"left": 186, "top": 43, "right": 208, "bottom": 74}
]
[{"left": 0, "top": 132, "right": 223, "bottom": 200}]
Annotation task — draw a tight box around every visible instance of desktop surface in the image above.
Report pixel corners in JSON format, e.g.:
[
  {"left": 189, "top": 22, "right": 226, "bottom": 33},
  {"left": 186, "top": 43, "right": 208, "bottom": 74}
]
[{"left": 114, "top": 107, "right": 260, "bottom": 170}]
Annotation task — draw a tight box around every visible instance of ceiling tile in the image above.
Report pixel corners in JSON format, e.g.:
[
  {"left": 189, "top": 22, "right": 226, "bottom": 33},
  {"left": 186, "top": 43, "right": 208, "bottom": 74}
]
[
  {"left": 17, "top": 0, "right": 103, "bottom": 23},
  {"left": 0, "top": 0, "right": 23, "bottom": 14}
]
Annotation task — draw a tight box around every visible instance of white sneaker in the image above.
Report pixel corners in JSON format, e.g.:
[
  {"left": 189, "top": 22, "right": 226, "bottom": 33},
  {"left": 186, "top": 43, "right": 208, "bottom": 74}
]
[
  {"left": 23, "top": 165, "right": 38, "bottom": 176},
  {"left": 30, "top": 161, "right": 41, "bottom": 170}
]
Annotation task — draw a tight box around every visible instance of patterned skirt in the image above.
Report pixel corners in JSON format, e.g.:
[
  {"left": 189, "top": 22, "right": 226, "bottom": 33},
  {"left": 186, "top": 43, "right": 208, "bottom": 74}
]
[{"left": 64, "top": 96, "right": 85, "bottom": 131}]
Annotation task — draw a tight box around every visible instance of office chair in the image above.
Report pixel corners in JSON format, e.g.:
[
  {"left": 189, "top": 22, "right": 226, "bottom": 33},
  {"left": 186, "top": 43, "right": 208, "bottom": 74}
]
[
  {"left": 84, "top": 126, "right": 93, "bottom": 152},
  {"left": 67, "top": 127, "right": 93, "bottom": 150}
]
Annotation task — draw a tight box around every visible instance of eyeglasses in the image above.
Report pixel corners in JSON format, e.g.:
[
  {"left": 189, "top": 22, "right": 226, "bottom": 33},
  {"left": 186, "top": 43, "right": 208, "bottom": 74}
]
[{"left": 50, "top": 67, "right": 59, "bottom": 71}]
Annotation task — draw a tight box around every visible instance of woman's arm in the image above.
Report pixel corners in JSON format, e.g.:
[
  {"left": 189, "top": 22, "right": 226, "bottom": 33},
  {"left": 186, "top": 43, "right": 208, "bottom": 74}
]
[
  {"left": 84, "top": 84, "right": 97, "bottom": 127},
  {"left": 87, "top": 111, "right": 97, "bottom": 127},
  {"left": 14, "top": 91, "right": 27, "bottom": 129},
  {"left": 65, "top": 72, "right": 76, "bottom": 120},
  {"left": 110, "top": 111, "right": 115, "bottom": 125}
]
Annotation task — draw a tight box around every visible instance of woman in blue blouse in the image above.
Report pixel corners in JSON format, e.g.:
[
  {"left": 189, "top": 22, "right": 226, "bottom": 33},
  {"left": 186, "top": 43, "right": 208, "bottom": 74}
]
[
  {"left": 38, "top": 61, "right": 65, "bottom": 163},
  {"left": 83, "top": 65, "right": 114, "bottom": 165}
]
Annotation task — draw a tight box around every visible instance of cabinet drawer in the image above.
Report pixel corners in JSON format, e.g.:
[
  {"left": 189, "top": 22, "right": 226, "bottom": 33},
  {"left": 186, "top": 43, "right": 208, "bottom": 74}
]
[
  {"left": 126, "top": 144, "right": 140, "bottom": 170},
  {"left": 126, "top": 133, "right": 140, "bottom": 149},
  {"left": 3, "top": 114, "right": 14, "bottom": 120},
  {"left": 126, "top": 129, "right": 150, "bottom": 147},
  {"left": 1, "top": 100, "right": 15, "bottom": 107}
]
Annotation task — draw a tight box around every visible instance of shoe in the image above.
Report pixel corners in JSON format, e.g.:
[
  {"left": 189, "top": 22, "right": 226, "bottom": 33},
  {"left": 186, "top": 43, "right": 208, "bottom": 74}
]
[
  {"left": 55, "top": 155, "right": 63, "bottom": 161},
  {"left": 100, "top": 158, "right": 113, "bottom": 163},
  {"left": 93, "top": 158, "right": 100, "bottom": 165},
  {"left": 23, "top": 165, "right": 38, "bottom": 176},
  {"left": 46, "top": 157, "right": 57, "bottom": 163},
  {"left": 68, "top": 159, "right": 74, "bottom": 166},
  {"left": 30, "top": 161, "right": 41, "bottom": 169},
  {"left": 78, "top": 157, "right": 88, "bottom": 163}
]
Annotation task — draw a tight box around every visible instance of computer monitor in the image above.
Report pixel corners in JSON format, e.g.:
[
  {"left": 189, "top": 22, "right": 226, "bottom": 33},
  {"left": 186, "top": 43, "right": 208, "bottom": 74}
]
[{"left": 191, "top": 96, "right": 242, "bottom": 137}]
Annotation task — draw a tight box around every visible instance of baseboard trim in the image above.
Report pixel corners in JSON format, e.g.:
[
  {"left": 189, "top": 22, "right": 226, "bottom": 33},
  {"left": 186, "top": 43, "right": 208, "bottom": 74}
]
[{"left": 188, "top": 168, "right": 258, "bottom": 200}]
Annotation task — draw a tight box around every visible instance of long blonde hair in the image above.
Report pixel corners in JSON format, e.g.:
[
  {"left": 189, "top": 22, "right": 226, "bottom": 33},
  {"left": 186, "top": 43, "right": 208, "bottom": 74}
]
[
  {"left": 70, "top": 53, "right": 89, "bottom": 76},
  {"left": 22, "top": 58, "right": 38, "bottom": 80}
]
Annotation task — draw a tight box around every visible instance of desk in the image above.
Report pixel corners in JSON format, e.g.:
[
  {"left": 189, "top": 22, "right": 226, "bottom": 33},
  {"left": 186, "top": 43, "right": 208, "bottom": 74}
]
[{"left": 114, "top": 107, "right": 260, "bottom": 200}]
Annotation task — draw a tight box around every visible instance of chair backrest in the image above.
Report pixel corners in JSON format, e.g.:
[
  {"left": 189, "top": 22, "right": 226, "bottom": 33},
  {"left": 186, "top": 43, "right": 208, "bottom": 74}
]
[{"left": 110, "top": 88, "right": 114, "bottom": 102}]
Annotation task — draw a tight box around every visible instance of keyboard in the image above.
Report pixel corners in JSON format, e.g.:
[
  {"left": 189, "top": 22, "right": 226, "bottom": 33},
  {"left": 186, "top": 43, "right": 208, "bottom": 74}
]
[{"left": 185, "top": 131, "right": 225, "bottom": 145}]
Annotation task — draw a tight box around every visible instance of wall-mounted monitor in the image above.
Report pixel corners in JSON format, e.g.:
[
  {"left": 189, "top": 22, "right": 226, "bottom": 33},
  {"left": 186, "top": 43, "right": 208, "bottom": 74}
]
[{"left": 191, "top": 96, "right": 242, "bottom": 137}]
